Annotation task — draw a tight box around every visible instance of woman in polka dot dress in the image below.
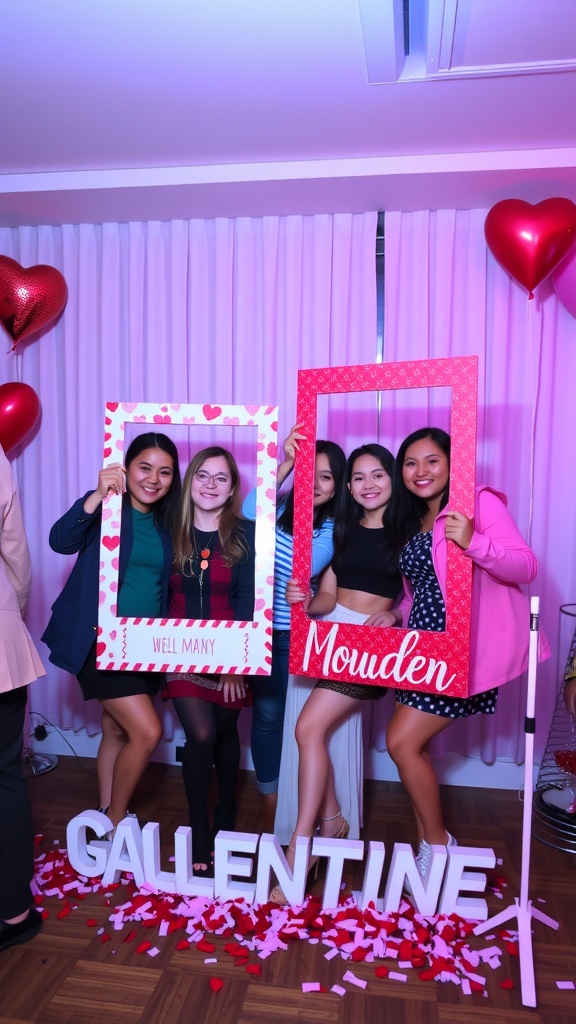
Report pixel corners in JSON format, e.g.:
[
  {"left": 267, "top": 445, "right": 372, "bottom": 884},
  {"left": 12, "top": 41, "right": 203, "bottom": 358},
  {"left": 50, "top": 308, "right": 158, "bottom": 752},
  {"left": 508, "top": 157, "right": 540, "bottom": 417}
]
[{"left": 385, "top": 427, "right": 548, "bottom": 880}]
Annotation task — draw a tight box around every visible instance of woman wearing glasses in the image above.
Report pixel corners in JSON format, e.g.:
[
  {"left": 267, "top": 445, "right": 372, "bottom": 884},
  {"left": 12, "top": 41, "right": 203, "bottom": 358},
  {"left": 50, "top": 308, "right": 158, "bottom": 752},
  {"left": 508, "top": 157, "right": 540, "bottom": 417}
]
[{"left": 163, "top": 446, "right": 255, "bottom": 875}]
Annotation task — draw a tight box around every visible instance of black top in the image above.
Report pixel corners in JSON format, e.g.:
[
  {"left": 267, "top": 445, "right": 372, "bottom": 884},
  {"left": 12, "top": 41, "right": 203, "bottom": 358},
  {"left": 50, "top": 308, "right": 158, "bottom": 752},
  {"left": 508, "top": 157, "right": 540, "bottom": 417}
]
[{"left": 332, "top": 520, "right": 402, "bottom": 600}]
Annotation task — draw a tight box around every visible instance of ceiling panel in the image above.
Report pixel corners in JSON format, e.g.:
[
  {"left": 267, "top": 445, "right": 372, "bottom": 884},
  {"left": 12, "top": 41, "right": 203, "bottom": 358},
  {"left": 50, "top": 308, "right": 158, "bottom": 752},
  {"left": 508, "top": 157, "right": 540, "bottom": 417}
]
[
  {"left": 1, "top": 0, "right": 575, "bottom": 224},
  {"left": 456, "top": 0, "right": 576, "bottom": 67}
]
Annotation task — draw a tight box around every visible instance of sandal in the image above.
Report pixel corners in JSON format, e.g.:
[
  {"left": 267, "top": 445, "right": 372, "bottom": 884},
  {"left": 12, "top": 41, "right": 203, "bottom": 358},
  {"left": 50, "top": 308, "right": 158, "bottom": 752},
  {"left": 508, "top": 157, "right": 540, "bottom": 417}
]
[
  {"left": 320, "top": 810, "right": 350, "bottom": 840},
  {"left": 192, "top": 824, "right": 214, "bottom": 877},
  {"left": 268, "top": 833, "right": 319, "bottom": 905}
]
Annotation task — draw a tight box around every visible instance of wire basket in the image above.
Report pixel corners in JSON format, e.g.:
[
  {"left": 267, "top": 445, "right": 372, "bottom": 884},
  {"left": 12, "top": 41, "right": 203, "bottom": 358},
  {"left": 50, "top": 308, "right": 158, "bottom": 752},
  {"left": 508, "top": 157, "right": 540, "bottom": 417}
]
[{"left": 532, "top": 621, "right": 576, "bottom": 852}]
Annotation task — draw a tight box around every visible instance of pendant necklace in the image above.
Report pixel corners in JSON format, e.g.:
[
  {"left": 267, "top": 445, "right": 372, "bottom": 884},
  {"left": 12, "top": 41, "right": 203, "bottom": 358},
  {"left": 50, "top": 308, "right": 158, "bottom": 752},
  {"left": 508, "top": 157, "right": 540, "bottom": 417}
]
[{"left": 192, "top": 529, "right": 215, "bottom": 617}]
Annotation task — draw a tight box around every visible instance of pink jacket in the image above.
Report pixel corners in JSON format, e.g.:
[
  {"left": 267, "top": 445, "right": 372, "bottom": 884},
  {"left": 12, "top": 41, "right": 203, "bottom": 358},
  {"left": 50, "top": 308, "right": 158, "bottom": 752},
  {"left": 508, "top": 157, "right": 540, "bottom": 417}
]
[{"left": 399, "top": 486, "right": 550, "bottom": 695}]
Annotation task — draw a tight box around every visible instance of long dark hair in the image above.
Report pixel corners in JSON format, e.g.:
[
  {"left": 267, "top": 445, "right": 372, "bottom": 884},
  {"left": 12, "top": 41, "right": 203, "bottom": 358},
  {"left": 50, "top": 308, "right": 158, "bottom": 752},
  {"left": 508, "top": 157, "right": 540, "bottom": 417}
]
[
  {"left": 332, "top": 443, "right": 396, "bottom": 567},
  {"left": 173, "top": 446, "right": 248, "bottom": 570},
  {"left": 125, "top": 431, "right": 181, "bottom": 529},
  {"left": 277, "top": 440, "right": 346, "bottom": 536},
  {"left": 386, "top": 427, "right": 451, "bottom": 558}
]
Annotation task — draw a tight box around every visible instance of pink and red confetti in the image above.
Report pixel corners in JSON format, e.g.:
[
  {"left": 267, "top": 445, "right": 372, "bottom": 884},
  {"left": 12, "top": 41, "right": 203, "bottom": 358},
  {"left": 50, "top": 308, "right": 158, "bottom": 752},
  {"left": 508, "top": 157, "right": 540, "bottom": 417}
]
[{"left": 31, "top": 836, "right": 521, "bottom": 998}]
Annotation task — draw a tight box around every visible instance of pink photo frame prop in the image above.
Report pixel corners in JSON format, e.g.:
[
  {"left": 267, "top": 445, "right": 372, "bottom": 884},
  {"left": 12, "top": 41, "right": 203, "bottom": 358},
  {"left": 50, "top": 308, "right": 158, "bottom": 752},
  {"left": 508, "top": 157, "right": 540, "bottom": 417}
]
[
  {"left": 96, "top": 401, "right": 278, "bottom": 675},
  {"left": 289, "top": 356, "right": 478, "bottom": 697}
]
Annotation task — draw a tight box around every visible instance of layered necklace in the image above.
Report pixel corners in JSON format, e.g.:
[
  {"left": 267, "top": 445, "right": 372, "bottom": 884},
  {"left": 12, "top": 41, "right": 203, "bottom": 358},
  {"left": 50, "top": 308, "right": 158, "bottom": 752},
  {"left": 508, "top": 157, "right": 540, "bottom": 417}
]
[{"left": 188, "top": 528, "right": 216, "bottom": 617}]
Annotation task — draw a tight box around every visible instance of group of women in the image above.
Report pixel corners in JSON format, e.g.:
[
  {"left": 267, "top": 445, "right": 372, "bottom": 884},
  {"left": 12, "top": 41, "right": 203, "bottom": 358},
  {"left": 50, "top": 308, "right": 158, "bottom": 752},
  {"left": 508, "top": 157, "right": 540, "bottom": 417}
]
[{"left": 42, "top": 421, "right": 545, "bottom": 899}]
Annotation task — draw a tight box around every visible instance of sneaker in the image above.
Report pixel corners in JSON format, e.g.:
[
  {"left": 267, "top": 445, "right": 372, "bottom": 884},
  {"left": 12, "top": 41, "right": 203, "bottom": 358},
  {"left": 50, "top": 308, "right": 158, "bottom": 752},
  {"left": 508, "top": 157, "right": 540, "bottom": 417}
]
[
  {"left": 416, "top": 839, "right": 433, "bottom": 881},
  {"left": 402, "top": 841, "right": 430, "bottom": 898},
  {"left": 416, "top": 832, "right": 458, "bottom": 883}
]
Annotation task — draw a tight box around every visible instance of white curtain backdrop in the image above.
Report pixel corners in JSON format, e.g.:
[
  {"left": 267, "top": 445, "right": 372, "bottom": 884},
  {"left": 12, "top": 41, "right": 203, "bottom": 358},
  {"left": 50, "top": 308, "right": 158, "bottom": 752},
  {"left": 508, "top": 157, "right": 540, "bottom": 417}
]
[
  {"left": 2, "top": 208, "right": 574, "bottom": 771},
  {"left": 375, "top": 209, "right": 576, "bottom": 765},
  {"left": 0, "top": 214, "right": 378, "bottom": 742}
]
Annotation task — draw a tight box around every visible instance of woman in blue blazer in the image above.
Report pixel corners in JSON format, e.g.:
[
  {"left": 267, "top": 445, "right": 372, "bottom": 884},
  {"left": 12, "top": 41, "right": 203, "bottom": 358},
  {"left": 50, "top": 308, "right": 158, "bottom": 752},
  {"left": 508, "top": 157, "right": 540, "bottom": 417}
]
[{"left": 42, "top": 432, "right": 181, "bottom": 834}]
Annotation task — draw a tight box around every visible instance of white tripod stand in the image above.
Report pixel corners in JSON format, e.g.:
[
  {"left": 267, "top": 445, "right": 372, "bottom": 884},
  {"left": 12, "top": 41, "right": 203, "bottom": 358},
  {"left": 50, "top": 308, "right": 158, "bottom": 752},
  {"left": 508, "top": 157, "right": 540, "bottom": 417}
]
[{"left": 473, "top": 597, "right": 559, "bottom": 1007}]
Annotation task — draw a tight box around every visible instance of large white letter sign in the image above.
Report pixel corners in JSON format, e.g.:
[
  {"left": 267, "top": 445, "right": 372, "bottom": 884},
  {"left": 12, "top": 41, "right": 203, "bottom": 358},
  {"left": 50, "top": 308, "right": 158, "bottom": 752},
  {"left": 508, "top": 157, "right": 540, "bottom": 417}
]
[{"left": 66, "top": 812, "right": 495, "bottom": 919}]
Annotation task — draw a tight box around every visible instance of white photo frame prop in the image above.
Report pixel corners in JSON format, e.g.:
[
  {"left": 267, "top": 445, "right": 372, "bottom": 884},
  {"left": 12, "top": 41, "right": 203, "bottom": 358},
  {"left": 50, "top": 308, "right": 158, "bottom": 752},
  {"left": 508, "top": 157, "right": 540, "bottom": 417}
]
[{"left": 96, "top": 401, "right": 278, "bottom": 675}]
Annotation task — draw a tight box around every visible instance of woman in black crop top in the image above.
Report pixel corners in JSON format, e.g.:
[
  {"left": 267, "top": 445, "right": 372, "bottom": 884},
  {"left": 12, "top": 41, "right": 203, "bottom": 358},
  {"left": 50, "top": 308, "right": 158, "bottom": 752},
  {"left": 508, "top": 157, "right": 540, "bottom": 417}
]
[{"left": 270, "top": 444, "right": 401, "bottom": 903}]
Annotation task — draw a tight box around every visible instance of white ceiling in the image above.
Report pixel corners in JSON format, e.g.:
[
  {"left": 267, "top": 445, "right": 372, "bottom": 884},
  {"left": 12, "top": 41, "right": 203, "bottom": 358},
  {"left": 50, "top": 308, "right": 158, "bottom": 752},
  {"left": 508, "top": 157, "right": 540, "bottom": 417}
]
[{"left": 1, "top": 0, "right": 575, "bottom": 226}]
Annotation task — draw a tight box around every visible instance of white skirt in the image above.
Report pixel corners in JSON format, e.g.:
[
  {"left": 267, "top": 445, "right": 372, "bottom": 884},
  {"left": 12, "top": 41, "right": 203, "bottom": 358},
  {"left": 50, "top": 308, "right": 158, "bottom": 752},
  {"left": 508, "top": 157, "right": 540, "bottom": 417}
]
[{"left": 274, "top": 603, "right": 366, "bottom": 843}]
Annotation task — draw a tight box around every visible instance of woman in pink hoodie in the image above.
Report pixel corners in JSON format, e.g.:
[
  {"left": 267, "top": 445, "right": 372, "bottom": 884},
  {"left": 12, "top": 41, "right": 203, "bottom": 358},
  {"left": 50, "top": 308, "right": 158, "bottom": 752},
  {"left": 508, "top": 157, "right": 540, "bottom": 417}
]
[{"left": 385, "top": 427, "right": 549, "bottom": 883}]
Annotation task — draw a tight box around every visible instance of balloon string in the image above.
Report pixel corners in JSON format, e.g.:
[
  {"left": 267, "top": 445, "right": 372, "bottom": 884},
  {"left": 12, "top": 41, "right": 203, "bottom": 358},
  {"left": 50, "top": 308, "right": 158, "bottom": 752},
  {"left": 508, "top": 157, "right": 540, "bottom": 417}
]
[
  {"left": 526, "top": 295, "right": 542, "bottom": 547},
  {"left": 14, "top": 334, "right": 22, "bottom": 383}
]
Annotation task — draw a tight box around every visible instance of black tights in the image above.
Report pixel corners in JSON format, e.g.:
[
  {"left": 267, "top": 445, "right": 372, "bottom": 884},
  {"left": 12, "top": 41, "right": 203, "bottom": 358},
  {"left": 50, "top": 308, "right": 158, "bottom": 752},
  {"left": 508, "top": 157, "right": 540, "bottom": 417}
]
[{"left": 172, "top": 696, "right": 240, "bottom": 860}]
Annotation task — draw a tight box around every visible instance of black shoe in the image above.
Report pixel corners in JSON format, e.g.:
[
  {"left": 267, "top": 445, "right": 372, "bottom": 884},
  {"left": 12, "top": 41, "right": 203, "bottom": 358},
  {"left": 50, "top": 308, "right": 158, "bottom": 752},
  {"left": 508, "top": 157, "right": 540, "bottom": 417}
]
[{"left": 0, "top": 909, "right": 43, "bottom": 953}]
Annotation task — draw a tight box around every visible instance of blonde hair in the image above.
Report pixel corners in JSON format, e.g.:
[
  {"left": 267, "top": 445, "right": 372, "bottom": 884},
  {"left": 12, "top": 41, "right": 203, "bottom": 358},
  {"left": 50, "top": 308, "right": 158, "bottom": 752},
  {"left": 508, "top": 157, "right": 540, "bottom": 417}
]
[{"left": 173, "top": 446, "right": 248, "bottom": 572}]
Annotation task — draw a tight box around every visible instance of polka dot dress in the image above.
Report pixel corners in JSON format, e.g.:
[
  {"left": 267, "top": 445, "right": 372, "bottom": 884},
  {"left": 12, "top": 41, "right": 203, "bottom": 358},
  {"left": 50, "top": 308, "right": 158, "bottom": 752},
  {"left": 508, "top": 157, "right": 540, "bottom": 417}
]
[{"left": 395, "top": 531, "right": 497, "bottom": 718}]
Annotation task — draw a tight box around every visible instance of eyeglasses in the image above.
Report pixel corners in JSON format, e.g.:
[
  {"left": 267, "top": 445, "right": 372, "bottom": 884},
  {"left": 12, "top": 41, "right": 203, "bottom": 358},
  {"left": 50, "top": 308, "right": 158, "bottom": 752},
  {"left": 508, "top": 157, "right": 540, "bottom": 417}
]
[{"left": 194, "top": 470, "right": 231, "bottom": 488}]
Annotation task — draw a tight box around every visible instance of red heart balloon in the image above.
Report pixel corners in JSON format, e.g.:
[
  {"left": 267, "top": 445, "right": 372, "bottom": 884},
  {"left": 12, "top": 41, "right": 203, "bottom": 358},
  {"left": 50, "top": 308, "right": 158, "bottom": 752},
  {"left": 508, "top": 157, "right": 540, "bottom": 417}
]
[
  {"left": 552, "top": 246, "right": 576, "bottom": 319},
  {"left": 484, "top": 198, "right": 576, "bottom": 296},
  {"left": 0, "top": 382, "right": 41, "bottom": 452},
  {"left": 0, "top": 256, "right": 68, "bottom": 348}
]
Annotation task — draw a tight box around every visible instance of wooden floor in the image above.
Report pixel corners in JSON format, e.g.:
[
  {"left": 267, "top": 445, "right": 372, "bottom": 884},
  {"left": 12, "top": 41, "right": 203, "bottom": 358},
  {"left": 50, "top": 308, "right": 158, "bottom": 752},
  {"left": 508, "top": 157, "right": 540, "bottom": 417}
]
[{"left": 1, "top": 756, "right": 575, "bottom": 1024}]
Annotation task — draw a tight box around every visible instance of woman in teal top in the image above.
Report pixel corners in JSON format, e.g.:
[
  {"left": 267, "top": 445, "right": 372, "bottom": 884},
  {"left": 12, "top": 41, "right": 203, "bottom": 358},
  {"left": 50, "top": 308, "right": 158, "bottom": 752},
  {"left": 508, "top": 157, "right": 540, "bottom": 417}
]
[{"left": 43, "top": 432, "right": 181, "bottom": 835}]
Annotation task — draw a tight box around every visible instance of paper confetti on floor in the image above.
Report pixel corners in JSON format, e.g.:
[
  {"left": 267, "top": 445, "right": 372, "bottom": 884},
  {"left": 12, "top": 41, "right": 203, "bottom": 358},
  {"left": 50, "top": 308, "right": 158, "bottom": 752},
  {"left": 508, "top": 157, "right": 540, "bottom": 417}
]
[{"left": 32, "top": 836, "right": 520, "bottom": 997}]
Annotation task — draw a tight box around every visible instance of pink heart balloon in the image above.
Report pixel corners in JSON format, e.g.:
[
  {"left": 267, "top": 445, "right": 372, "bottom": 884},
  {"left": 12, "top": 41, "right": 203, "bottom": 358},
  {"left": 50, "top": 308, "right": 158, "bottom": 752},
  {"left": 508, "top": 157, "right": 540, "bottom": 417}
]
[{"left": 552, "top": 246, "right": 576, "bottom": 319}]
